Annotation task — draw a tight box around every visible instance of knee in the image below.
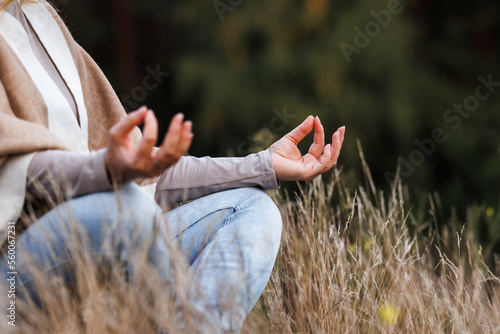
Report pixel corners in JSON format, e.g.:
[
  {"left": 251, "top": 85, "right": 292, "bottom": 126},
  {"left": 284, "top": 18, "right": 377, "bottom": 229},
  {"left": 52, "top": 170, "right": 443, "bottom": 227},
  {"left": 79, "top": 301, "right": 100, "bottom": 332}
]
[
  {"left": 89, "top": 183, "right": 167, "bottom": 264},
  {"left": 115, "top": 183, "right": 161, "bottom": 218},
  {"left": 240, "top": 188, "right": 283, "bottom": 250},
  {"left": 86, "top": 183, "right": 163, "bottom": 239}
]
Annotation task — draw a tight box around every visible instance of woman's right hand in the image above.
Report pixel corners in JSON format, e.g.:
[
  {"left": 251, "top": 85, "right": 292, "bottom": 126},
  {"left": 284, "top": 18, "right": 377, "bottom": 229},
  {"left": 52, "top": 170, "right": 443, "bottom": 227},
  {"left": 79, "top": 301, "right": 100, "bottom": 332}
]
[{"left": 105, "top": 106, "right": 193, "bottom": 183}]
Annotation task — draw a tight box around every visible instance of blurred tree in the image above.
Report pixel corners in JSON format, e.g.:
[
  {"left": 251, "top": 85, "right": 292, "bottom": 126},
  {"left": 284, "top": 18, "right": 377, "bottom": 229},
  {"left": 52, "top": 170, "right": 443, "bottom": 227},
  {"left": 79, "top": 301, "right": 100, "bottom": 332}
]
[
  {"left": 110, "top": 0, "right": 139, "bottom": 91},
  {"left": 55, "top": 0, "right": 500, "bottom": 218}
]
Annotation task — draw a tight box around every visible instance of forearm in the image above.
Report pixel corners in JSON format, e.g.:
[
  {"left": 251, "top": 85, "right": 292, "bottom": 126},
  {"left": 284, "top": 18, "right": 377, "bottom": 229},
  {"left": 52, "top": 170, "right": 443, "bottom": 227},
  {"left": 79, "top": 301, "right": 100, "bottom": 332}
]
[
  {"left": 26, "top": 149, "right": 113, "bottom": 203},
  {"left": 154, "top": 149, "right": 280, "bottom": 205}
]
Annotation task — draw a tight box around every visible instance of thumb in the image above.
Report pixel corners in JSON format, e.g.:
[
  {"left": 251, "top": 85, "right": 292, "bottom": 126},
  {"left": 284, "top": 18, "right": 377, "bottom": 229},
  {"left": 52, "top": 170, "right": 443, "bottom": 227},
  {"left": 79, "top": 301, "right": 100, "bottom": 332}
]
[
  {"left": 110, "top": 106, "right": 148, "bottom": 140},
  {"left": 285, "top": 116, "right": 315, "bottom": 145}
]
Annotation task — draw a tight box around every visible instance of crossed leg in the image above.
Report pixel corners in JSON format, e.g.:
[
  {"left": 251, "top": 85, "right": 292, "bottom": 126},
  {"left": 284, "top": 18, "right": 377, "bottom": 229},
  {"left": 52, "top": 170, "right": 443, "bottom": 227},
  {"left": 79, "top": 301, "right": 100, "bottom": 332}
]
[{"left": 0, "top": 184, "right": 282, "bottom": 333}]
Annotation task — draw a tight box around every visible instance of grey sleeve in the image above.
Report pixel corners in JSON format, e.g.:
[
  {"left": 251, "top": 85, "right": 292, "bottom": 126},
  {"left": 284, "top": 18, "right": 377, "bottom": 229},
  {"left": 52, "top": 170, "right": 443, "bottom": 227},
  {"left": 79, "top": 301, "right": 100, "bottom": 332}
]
[
  {"left": 26, "top": 148, "right": 113, "bottom": 202},
  {"left": 154, "top": 149, "right": 280, "bottom": 205}
]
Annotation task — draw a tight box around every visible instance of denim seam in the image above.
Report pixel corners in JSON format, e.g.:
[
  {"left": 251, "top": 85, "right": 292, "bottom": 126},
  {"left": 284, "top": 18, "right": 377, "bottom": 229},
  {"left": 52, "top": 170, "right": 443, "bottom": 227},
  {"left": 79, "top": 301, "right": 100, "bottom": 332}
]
[
  {"left": 188, "top": 203, "right": 241, "bottom": 299},
  {"left": 168, "top": 205, "right": 238, "bottom": 239}
]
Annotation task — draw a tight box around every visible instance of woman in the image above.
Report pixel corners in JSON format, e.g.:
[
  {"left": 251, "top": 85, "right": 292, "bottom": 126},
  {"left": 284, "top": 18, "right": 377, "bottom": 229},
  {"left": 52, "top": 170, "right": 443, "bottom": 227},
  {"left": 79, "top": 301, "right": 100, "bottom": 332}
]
[{"left": 0, "top": 0, "right": 345, "bottom": 331}]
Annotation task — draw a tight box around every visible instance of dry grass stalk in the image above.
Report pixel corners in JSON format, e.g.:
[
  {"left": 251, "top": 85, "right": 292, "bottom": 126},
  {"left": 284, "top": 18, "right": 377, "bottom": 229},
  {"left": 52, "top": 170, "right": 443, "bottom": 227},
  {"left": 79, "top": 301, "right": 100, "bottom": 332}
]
[{"left": 2, "top": 154, "right": 500, "bottom": 333}]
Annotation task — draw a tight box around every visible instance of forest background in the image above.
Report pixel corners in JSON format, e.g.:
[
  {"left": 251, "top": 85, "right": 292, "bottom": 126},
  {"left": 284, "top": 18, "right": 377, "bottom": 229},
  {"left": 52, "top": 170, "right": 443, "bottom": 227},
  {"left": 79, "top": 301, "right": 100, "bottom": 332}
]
[{"left": 53, "top": 0, "right": 500, "bottom": 258}]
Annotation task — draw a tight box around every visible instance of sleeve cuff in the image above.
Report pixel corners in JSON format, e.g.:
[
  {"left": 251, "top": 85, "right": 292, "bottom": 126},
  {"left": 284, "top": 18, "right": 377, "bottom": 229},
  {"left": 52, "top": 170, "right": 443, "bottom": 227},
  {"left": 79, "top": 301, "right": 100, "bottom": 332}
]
[
  {"left": 92, "top": 148, "right": 113, "bottom": 190},
  {"left": 259, "top": 149, "right": 280, "bottom": 190}
]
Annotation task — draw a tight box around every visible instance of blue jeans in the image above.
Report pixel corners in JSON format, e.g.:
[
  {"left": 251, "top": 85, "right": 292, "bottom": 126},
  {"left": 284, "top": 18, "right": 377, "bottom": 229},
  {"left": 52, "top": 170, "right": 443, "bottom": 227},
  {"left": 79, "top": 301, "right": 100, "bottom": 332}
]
[{"left": 0, "top": 184, "right": 282, "bottom": 332}]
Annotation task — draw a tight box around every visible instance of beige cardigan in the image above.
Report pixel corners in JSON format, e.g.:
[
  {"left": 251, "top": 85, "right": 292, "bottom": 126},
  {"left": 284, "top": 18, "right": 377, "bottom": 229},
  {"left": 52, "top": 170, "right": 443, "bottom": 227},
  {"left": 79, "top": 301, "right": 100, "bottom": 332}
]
[{"left": 0, "top": 2, "right": 145, "bottom": 242}]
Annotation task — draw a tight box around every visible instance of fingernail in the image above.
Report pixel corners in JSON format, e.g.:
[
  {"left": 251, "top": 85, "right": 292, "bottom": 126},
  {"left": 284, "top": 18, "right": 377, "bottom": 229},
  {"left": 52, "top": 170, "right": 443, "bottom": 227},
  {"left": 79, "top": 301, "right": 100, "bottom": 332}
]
[{"left": 176, "top": 113, "right": 184, "bottom": 118}]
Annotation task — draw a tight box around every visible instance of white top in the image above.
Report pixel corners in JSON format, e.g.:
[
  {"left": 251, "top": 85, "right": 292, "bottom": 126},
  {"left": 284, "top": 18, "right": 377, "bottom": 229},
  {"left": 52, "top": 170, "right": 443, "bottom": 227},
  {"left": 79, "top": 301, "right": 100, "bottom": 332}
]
[
  {"left": 0, "top": 0, "right": 91, "bottom": 241},
  {"left": 0, "top": 0, "right": 89, "bottom": 152},
  {"left": 5, "top": 2, "right": 77, "bottom": 119}
]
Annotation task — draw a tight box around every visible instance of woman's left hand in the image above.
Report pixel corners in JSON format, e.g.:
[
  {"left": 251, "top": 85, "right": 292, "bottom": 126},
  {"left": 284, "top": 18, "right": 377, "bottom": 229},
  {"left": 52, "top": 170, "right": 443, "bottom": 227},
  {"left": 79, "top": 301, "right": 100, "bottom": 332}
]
[{"left": 269, "top": 116, "right": 345, "bottom": 182}]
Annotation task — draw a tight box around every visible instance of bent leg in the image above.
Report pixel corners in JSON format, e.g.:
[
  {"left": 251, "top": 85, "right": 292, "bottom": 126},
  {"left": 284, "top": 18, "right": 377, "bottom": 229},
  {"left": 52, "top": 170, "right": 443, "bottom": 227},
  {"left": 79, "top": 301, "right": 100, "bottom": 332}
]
[
  {"left": 164, "top": 187, "right": 282, "bottom": 332},
  {"left": 0, "top": 183, "right": 171, "bottom": 304}
]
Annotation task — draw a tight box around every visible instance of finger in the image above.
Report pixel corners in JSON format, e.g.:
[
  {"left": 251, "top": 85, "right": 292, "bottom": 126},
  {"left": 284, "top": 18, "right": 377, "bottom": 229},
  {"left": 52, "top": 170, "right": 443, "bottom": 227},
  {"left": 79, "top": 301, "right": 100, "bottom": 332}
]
[
  {"left": 136, "top": 110, "right": 158, "bottom": 160},
  {"left": 308, "top": 116, "right": 325, "bottom": 159},
  {"left": 310, "top": 143, "right": 332, "bottom": 177},
  {"left": 110, "top": 106, "right": 148, "bottom": 141},
  {"left": 158, "top": 113, "right": 184, "bottom": 155},
  {"left": 285, "top": 115, "right": 315, "bottom": 145},
  {"left": 330, "top": 129, "right": 343, "bottom": 163},
  {"left": 176, "top": 121, "right": 194, "bottom": 154},
  {"left": 315, "top": 131, "right": 339, "bottom": 172},
  {"left": 154, "top": 119, "right": 193, "bottom": 169},
  {"left": 322, "top": 143, "right": 333, "bottom": 166},
  {"left": 339, "top": 126, "right": 345, "bottom": 144}
]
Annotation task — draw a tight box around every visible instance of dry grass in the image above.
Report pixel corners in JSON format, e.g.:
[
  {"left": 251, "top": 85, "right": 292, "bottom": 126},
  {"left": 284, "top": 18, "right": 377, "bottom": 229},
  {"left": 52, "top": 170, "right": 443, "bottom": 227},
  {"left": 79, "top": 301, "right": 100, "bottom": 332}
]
[
  {"left": 244, "top": 160, "right": 500, "bottom": 333},
  {"left": 3, "top": 156, "right": 500, "bottom": 333}
]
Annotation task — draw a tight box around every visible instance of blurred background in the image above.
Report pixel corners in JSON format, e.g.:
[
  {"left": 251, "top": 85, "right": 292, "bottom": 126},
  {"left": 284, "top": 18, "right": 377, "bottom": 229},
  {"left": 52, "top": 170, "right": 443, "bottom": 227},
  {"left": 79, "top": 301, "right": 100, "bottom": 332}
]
[{"left": 55, "top": 0, "right": 499, "bottom": 239}]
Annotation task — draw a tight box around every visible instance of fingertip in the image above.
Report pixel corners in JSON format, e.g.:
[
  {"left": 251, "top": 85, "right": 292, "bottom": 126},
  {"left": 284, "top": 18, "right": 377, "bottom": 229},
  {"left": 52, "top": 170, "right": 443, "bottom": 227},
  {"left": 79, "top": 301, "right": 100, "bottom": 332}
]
[
  {"left": 146, "top": 110, "right": 158, "bottom": 125},
  {"left": 299, "top": 115, "right": 315, "bottom": 131},
  {"left": 135, "top": 106, "right": 148, "bottom": 114},
  {"left": 305, "top": 115, "right": 316, "bottom": 127},
  {"left": 314, "top": 117, "right": 324, "bottom": 132},
  {"left": 183, "top": 120, "right": 193, "bottom": 133},
  {"left": 332, "top": 130, "right": 340, "bottom": 144},
  {"left": 131, "top": 107, "right": 148, "bottom": 121}
]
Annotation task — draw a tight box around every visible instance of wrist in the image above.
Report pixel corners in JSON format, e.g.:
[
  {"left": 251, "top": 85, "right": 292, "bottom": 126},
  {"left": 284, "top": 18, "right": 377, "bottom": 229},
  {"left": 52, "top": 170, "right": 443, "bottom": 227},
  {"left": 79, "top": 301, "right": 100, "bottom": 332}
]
[
  {"left": 268, "top": 149, "right": 282, "bottom": 184},
  {"left": 103, "top": 149, "right": 113, "bottom": 184}
]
